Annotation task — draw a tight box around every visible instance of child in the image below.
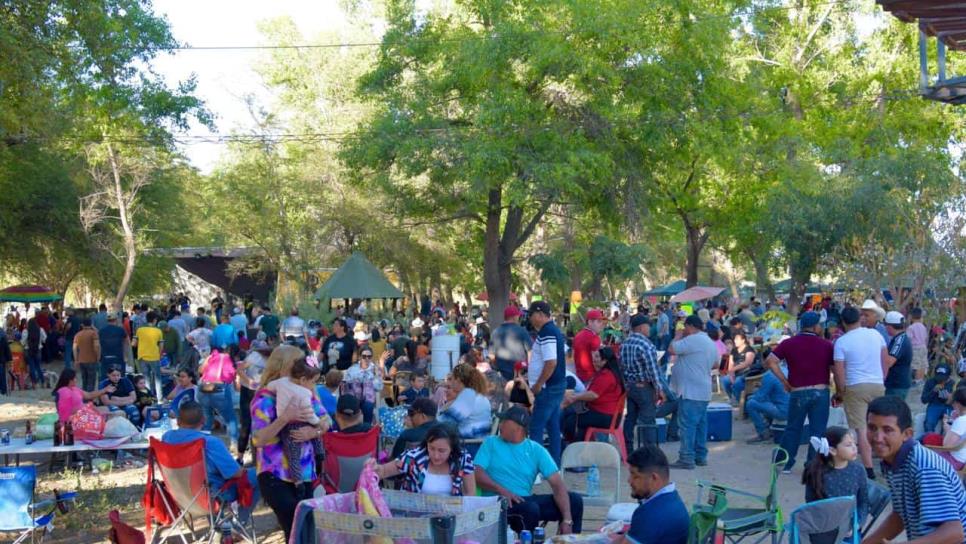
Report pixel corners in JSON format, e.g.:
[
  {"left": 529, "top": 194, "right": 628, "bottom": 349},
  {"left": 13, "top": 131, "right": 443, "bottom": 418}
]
[
  {"left": 133, "top": 374, "right": 159, "bottom": 422},
  {"left": 505, "top": 361, "right": 533, "bottom": 410},
  {"left": 922, "top": 387, "right": 966, "bottom": 471},
  {"left": 802, "top": 426, "right": 868, "bottom": 538},
  {"left": 264, "top": 358, "right": 325, "bottom": 480},
  {"left": 397, "top": 371, "right": 430, "bottom": 405},
  {"left": 922, "top": 363, "right": 954, "bottom": 435}
]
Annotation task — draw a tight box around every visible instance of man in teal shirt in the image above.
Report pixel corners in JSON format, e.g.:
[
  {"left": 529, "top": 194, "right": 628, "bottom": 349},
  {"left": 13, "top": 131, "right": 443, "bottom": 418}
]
[{"left": 473, "top": 406, "right": 583, "bottom": 535}]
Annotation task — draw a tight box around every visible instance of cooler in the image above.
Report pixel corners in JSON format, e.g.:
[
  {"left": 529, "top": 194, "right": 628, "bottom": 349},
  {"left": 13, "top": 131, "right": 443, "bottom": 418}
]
[
  {"left": 657, "top": 417, "right": 668, "bottom": 443},
  {"left": 706, "top": 402, "right": 733, "bottom": 442}
]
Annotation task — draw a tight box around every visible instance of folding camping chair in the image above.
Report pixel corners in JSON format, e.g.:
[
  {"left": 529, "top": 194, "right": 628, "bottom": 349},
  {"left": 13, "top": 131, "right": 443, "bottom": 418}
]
[
  {"left": 861, "top": 481, "right": 891, "bottom": 538},
  {"left": 781, "top": 496, "right": 859, "bottom": 544},
  {"left": 322, "top": 426, "right": 380, "bottom": 494},
  {"left": 145, "top": 437, "right": 256, "bottom": 544},
  {"left": 0, "top": 465, "right": 76, "bottom": 544}
]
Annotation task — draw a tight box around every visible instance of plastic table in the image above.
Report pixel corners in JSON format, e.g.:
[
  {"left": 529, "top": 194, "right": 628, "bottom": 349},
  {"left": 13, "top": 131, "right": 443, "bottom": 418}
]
[{"left": 0, "top": 428, "right": 163, "bottom": 466}]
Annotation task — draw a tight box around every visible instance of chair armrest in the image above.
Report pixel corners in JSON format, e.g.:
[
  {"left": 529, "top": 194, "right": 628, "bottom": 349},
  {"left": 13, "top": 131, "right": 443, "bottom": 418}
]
[{"left": 696, "top": 480, "right": 768, "bottom": 503}]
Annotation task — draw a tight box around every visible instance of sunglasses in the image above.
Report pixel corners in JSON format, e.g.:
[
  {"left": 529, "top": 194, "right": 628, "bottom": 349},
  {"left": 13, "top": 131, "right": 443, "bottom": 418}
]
[{"left": 361, "top": 353, "right": 373, "bottom": 359}]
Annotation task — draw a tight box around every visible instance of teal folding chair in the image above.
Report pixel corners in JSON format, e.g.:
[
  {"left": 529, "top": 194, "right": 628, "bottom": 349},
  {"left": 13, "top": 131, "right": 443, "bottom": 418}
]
[
  {"left": 692, "top": 448, "right": 787, "bottom": 544},
  {"left": 0, "top": 465, "right": 76, "bottom": 544}
]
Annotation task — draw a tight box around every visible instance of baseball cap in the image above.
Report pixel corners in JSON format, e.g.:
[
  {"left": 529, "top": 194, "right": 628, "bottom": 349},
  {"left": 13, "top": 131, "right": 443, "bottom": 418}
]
[
  {"left": 409, "top": 397, "right": 438, "bottom": 418},
  {"left": 684, "top": 315, "right": 704, "bottom": 329},
  {"left": 498, "top": 405, "right": 531, "bottom": 428},
  {"left": 336, "top": 394, "right": 361, "bottom": 417},
  {"left": 799, "top": 311, "right": 821, "bottom": 329},
  {"left": 936, "top": 363, "right": 951, "bottom": 376},
  {"left": 585, "top": 309, "right": 605, "bottom": 321},
  {"left": 528, "top": 300, "right": 552, "bottom": 316},
  {"left": 629, "top": 313, "right": 651, "bottom": 328},
  {"left": 503, "top": 306, "right": 522, "bottom": 319},
  {"left": 884, "top": 311, "right": 905, "bottom": 327},
  {"left": 233, "top": 307, "right": 242, "bottom": 314},
  {"left": 514, "top": 361, "right": 528, "bottom": 373}
]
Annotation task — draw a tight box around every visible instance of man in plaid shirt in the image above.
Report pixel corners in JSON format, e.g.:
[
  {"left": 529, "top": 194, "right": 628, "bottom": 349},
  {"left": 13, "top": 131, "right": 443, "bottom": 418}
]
[{"left": 620, "top": 314, "right": 666, "bottom": 450}]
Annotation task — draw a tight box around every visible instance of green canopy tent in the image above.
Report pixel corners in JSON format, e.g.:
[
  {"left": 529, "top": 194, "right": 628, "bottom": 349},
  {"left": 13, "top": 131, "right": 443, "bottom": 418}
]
[
  {"left": 315, "top": 253, "right": 404, "bottom": 304},
  {"left": 642, "top": 280, "right": 687, "bottom": 297}
]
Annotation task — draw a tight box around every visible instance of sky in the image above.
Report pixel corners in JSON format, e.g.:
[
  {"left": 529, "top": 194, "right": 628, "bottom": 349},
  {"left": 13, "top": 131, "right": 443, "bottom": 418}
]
[{"left": 149, "top": 0, "right": 352, "bottom": 173}]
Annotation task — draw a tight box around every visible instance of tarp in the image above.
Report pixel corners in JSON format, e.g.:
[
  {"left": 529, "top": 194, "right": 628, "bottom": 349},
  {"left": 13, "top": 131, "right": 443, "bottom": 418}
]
[
  {"left": 642, "top": 280, "right": 687, "bottom": 297},
  {"left": 316, "top": 253, "right": 404, "bottom": 300},
  {"left": 670, "top": 286, "right": 725, "bottom": 303}
]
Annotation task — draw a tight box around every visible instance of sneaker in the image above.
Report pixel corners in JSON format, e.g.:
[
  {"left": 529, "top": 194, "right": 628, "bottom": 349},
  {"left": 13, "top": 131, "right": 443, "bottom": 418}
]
[
  {"left": 669, "top": 460, "right": 695, "bottom": 470},
  {"left": 781, "top": 466, "right": 793, "bottom": 475},
  {"left": 695, "top": 459, "right": 708, "bottom": 467}
]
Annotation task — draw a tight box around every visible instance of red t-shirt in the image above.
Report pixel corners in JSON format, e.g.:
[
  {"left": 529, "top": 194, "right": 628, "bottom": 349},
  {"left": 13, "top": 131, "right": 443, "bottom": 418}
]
[
  {"left": 573, "top": 328, "right": 602, "bottom": 383},
  {"left": 587, "top": 368, "right": 623, "bottom": 415},
  {"left": 770, "top": 333, "right": 833, "bottom": 388}
]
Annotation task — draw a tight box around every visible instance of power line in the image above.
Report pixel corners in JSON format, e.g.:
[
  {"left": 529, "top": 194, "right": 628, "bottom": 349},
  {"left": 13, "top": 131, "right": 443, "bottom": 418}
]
[{"left": 149, "top": 0, "right": 857, "bottom": 52}]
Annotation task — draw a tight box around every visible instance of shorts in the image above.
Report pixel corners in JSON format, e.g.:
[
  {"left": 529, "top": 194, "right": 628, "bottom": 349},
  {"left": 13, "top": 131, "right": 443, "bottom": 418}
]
[
  {"left": 843, "top": 383, "right": 886, "bottom": 430},
  {"left": 912, "top": 346, "right": 928, "bottom": 372}
]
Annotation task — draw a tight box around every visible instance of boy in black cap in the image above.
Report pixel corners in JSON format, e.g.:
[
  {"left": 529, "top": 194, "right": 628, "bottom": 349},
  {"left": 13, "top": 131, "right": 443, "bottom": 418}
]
[
  {"left": 335, "top": 394, "right": 371, "bottom": 434},
  {"left": 922, "top": 363, "right": 954, "bottom": 435}
]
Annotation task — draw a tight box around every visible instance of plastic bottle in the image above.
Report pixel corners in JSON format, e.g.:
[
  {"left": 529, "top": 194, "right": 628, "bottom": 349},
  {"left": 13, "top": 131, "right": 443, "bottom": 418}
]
[
  {"left": 520, "top": 530, "right": 532, "bottom": 544},
  {"left": 160, "top": 414, "right": 171, "bottom": 434},
  {"left": 220, "top": 520, "right": 233, "bottom": 543},
  {"left": 587, "top": 464, "right": 600, "bottom": 497}
]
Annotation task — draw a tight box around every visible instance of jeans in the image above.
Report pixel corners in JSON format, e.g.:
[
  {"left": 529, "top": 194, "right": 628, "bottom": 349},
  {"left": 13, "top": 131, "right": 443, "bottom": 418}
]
[
  {"left": 562, "top": 409, "right": 614, "bottom": 443},
  {"left": 257, "top": 472, "right": 314, "bottom": 541},
  {"left": 924, "top": 403, "right": 951, "bottom": 436},
  {"left": 238, "top": 386, "right": 255, "bottom": 457},
  {"left": 79, "top": 362, "right": 98, "bottom": 392},
  {"left": 26, "top": 351, "right": 43, "bottom": 385},
  {"left": 0, "top": 361, "right": 6, "bottom": 394},
  {"left": 529, "top": 382, "right": 565, "bottom": 465},
  {"left": 108, "top": 404, "right": 142, "bottom": 426},
  {"left": 139, "top": 359, "right": 163, "bottom": 402},
  {"left": 507, "top": 493, "right": 584, "bottom": 534},
  {"left": 200, "top": 385, "right": 239, "bottom": 446},
  {"left": 746, "top": 398, "right": 787, "bottom": 435},
  {"left": 677, "top": 399, "right": 709, "bottom": 465},
  {"left": 720, "top": 374, "right": 746, "bottom": 403},
  {"left": 63, "top": 337, "right": 73, "bottom": 370},
  {"left": 885, "top": 387, "right": 909, "bottom": 401},
  {"left": 624, "top": 382, "right": 657, "bottom": 449},
  {"left": 776, "top": 389, "right": 830, "bottom": 470}
]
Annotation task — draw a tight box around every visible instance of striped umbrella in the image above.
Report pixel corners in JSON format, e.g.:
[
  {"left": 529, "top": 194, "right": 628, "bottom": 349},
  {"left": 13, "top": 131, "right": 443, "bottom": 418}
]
[{"left": 0, "top": 284, "right": 63, "bottom": 303}]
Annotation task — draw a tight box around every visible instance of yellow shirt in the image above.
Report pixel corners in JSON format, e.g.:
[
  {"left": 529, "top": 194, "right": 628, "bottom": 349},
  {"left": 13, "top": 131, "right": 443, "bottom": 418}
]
[{"left": 135, "top": 326, "right": 163, "bottom": 361}]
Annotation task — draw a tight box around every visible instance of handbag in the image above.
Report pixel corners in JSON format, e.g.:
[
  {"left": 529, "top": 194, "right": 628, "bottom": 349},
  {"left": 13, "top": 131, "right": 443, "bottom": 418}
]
[
  {"left": 200, "top": 352, "right": 228, "bottom": 393},
  {"left": 70, "top": 403, "right": 106, "bottom": 441}
]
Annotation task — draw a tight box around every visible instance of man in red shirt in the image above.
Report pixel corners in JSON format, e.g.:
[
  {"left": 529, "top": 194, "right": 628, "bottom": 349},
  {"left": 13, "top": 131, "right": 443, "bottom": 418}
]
[
  {"left": 764, "top": 311, "right": 834, "bottom": 473},
  {"left": 573, "top": 309, "right": 605, "bottom": 383}
]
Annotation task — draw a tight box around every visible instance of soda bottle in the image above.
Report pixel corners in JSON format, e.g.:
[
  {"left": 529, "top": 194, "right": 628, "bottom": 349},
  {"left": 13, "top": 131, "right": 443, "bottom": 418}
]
[
  {"left": 24, "top": 421, "right": 33, "bottom": 445},
  {"left": 587, "top": 464, "right": 600, "bottom": 497},
  {"left": 53, "top": 421, "right": 63, "bottom": 446}
]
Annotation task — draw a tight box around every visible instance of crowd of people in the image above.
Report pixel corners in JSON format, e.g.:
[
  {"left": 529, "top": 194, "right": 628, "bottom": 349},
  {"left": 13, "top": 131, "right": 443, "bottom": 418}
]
[{"left": 6, "top": 290, "right": 966, "bottom": 542}]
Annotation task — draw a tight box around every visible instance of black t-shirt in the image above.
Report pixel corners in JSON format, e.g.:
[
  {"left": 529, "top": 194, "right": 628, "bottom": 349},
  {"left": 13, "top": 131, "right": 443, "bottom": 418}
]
[
  {"left": 885, "top": 332, "right": 913, "bottom": 389},
  {"left": 322, "top": 334, "right": 357, "bottom": 371},
  {"left": 99, "top": 377, "right": 135, "bottom": 403},
  {"left": 731, "top": 346, "right": 758, "bottom": 377}
]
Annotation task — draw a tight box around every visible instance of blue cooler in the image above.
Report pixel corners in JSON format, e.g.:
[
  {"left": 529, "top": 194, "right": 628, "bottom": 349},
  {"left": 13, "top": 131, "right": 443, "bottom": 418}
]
[
  {"left": 707, "top": 402, "right": 733, "bottom": 442},
  {"left": 657, "top": 417, "right": 668, "bottom": 443}
]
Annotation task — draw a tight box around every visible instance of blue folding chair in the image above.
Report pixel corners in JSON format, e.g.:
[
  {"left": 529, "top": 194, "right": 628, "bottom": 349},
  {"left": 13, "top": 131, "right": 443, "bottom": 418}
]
[
  {"left": 783, "top": 496, "right": 859, "bottom": 544},
  {"left": 0, "top": 466, "right": 77, "bottom": 544}
]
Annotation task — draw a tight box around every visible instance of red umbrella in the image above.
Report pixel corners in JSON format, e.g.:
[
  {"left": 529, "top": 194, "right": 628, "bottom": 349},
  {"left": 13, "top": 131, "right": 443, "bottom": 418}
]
[
  {"left": 669, "top": 286, "right": 725, "bottom": 303},
  {"left": 475, "top": 291, "right": 518, "bottom": 302}
]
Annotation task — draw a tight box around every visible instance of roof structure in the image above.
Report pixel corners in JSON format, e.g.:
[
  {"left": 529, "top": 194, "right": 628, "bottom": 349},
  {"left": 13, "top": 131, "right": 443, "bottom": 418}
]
[
  {"left": 315, "top": 252, "right": 404, "bottom": 300},
  {"left": 877, "top": 0, "right": 966, "bottom": 103}
]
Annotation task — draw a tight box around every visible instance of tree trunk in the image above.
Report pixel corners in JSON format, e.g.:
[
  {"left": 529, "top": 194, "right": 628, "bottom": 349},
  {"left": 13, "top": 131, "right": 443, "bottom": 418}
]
[
  {"left": 787, "top": 264, "right": 811, "bottom": 317},
  {"left": 685, "top": 225, "right": 708, "bottom": 288},
  {"left": 107, "top": 144, "right": 136, "bottom": 313},
  {"left": 749, "top": 253, "right": 776, "bottom": 303},
  {"left": 483, "top": 189, "right": 512, "bottom": 330}
]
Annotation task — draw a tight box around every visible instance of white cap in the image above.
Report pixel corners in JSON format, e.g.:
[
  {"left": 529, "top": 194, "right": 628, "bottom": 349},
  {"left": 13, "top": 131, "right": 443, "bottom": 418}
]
[{"left": 884, "top": 311, "right": 905, "bottom": 326}]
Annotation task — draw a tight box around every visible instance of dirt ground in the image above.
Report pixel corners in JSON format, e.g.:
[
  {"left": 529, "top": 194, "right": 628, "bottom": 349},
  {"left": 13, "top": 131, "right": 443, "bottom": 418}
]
[{"left": 0, "top": 361, "right": 910, "bottom": 543}]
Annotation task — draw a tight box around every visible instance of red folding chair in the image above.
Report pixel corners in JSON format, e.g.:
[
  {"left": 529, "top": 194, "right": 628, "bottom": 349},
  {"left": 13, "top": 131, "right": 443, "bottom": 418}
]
[
  {"left": 322, "top": 427, "right": 380, "bottom": 494},
  {"left": 145, "top": 437, "right": 257, "bottom": 544},
  {"left": 584, "top": 393, "right": 628, "bottom": 461}
]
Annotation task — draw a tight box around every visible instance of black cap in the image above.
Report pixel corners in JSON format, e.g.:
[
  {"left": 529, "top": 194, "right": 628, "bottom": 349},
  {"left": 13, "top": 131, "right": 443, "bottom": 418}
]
[
  {"left": 498, "top": 405, "right": 531, "bottom": 428},
  {"left": 527, "top": 300, "right": 552, "bottom": 316},
  {"left": 684, "top": 315, "right": 704, "bottom": 329},
  {"left": 629, "top": 313, "right": 651, "bottom": 329},
  {"left": 409, "top": 397, "right": 438, "bottom": 418},
  {"left": 336, "top": 394, "right": 361, "bottom": 416}
]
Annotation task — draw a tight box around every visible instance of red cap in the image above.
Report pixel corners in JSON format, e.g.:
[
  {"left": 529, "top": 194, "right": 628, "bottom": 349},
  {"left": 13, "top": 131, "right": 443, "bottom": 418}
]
[
  {"left": 586, "top": 309, "right": 605, "bottom": 321},
  {"left": 504, "top": 306, "right": 522, "bottom": 319},
  {"left": 514, "top": 361, "right": 528, "bottom": 373}
]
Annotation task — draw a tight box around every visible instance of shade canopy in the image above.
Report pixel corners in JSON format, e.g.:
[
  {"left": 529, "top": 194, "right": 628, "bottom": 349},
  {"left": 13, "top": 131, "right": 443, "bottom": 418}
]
[
  {"left": 669, "top": 286, "right": 725, "bottom": 303},
  {"left": 0, "top": 285, "right": 63, "bottom": 303},
  {"left": 642, "top": 280, "right": 687, "bottom": 297},
  {"left": 315, "top": 253, "right": 404, "bottom": 300}
]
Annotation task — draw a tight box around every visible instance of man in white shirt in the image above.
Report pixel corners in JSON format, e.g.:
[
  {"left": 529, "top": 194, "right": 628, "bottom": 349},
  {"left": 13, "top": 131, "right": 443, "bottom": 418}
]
[
  {"left": 833, "top": 306, "right": 888, "bottom": 479},
  {"left": 907, "top": 308, "right": 929, "bottom": 384}
]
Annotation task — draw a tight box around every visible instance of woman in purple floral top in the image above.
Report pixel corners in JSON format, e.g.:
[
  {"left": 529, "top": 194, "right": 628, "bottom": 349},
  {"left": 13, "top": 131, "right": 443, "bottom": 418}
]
[{"left": 252, "top": 344, "right": 330, "bottom": 539}]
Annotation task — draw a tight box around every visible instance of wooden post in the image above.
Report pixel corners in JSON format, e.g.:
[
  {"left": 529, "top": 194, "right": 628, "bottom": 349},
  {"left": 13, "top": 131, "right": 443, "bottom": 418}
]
[
  {"left": 939, "top": 38, "right": 947, "bottom": 83},
  {"left": 920, "top": 30, "right": 930, "bottom": 92}
]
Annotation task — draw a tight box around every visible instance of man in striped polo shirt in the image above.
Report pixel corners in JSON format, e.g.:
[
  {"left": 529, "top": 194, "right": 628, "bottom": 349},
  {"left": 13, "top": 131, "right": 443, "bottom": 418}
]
[
  {"left": 863, "top": 396, "right": 966, "bottom": 544},
  {"left": 527, "top": 300, "right": 567, "bottom": 465}
]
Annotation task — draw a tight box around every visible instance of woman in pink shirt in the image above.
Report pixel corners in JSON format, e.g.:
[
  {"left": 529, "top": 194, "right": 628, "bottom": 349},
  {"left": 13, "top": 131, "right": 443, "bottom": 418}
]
[{"left": 53, "top": 368, "right": 115, "bottom": 422}]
